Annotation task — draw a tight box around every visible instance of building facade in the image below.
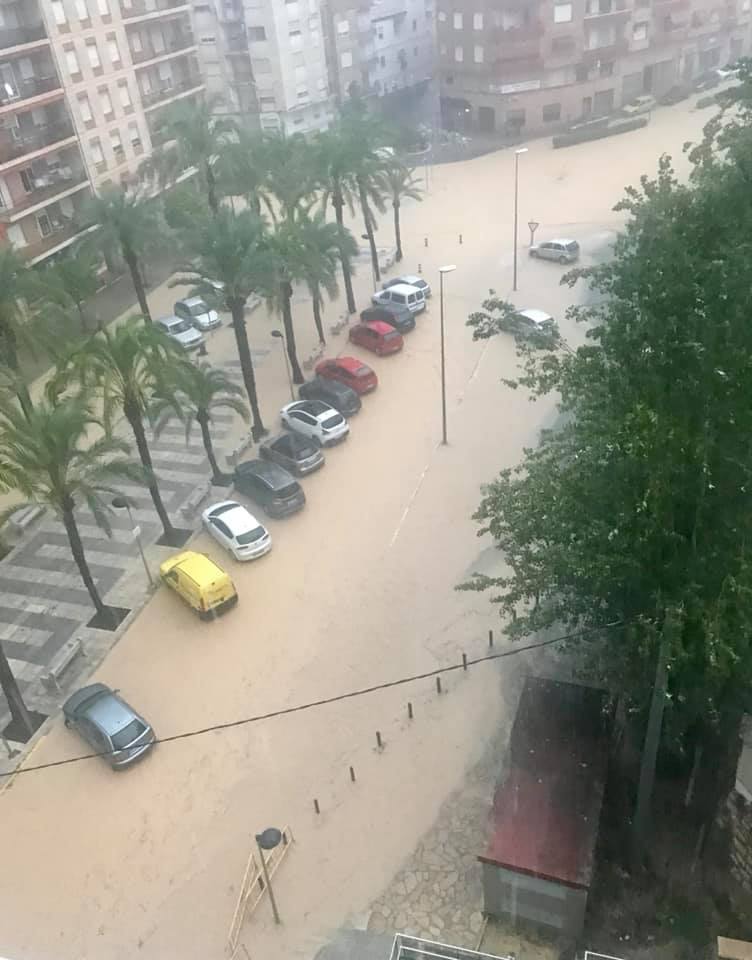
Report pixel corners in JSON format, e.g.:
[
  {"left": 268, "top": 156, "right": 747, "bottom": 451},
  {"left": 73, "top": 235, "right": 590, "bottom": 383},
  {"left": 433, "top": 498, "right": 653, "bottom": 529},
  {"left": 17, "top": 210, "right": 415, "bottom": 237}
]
[
  {"left": 0, "top": 0, "right": 204, "bottom": 265},
  {"left": 437, "top": 0, "right": 752, "bottom": 137}
]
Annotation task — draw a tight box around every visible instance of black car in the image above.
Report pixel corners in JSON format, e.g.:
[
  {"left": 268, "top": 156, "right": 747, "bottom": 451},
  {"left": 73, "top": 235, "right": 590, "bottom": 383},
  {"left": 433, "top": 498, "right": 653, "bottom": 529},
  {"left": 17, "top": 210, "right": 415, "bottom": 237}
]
[
  {"left": 360, "top": 304, "right": 416, "bottom": 335},
  {"left": 298, "top": 376, "right": 362, "bottom": 416},
  {"left": 233, "top": 459, "right": 306, "bottom": 518},
  {"left": 259, "top": 432, "right": 325, "bottom": 476}
]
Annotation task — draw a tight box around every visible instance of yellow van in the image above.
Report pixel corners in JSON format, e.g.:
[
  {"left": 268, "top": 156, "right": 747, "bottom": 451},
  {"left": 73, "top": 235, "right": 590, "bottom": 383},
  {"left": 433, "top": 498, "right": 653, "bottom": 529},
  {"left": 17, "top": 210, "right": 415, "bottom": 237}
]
[{"left": 159, "top": 551, "right": 238, "bottom": 620}]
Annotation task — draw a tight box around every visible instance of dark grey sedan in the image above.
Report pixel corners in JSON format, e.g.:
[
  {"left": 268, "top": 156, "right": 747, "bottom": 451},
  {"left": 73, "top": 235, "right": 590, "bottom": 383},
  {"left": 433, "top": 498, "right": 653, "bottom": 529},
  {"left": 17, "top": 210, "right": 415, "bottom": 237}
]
[
  {"left": 298, "top": 376, "right": 361, "bottom": 416},
  {"left": 233, "top": 459, "right": 306, "bottom": 518},
  {"left": 63, "top": 683, "right": 156, "bottom": 769},
  {"left": 259, "top": 432, "right": 325, "bottom": 476}
]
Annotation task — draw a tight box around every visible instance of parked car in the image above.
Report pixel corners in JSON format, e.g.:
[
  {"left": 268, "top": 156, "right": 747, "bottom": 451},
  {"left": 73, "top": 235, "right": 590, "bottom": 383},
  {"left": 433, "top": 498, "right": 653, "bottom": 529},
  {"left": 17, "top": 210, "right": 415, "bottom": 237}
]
[
  {"left": 349, "top": 320, "right": 404, "bottom": 356},
  {"left": 233, "top": 459, "right": 306, "bottom": 518},
  {"left": 160, "top": 550, "right": 238, "bottom": 619},
  {"left": 383, "top": 274, "right": 432, "bottom": 298},
  {"left": 360, "top": 304, "right": 416, "bottom": 334},
  {"left": 260, "top": 431, "right": 325, "bottom": 476},
  {"left": 515, "top": 308, "right": 555, "bottom": 332},
  {"left": 281, "top": 399, "right": 349, "bottom": 446},
  {"left": 63, "top": 683, "right": 156, "bottom": 769},
  {"left": 622, "top": 94, "right": 656, "bottom": 116},
  {"left": 529, "top": 239, "right": 580, "bottom": 264},
  {"left": 315, "top": 357, "right": 378, "bottom": 395},
  {"left": 174, "top": 296, "right": 221, "bottom": 331},
  {"left": 372, "top": 282, "right": 426, "bottom": 314},
  {"left": 155, "top": 315, "right": 204, "bottom": 352},
  {"left": 202, "top": 500, "right": 272, "bottom": 561},
  {"left": 298, "top": 376, "right": 362, "bottom": 416}
]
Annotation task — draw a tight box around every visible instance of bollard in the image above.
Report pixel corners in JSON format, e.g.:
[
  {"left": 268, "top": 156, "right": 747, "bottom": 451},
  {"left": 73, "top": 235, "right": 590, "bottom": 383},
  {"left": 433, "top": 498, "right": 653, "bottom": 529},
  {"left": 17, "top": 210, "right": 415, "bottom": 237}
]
[
  {"left": 408, "top": 701, "right": 414, "bottom": 720},
  {"left": 459, "top": 233, "right": 463, "bottom": 245},
  {"left": 313, "top": 798, "right": 320, "bottom": 814},
  {"left": 424, "top": 236, "right": 428, "bottom": 247},
  {"left": 489, "top": 629, "right": 494, "bottom": 647},
  {"left": 462, "top": 652, "right": 468, "bottom": 671},
  {"left": 349, "top": 765, "right": 356, "bottom": 782},
  {"left": 418, "top": 263, "right": 422, "bottom": 273},
  {"left": 376, "top": 730, "right": 383, "bottom": 750},
  {"left": 436, "top": 676, "right": 443, "bottom": 695}
]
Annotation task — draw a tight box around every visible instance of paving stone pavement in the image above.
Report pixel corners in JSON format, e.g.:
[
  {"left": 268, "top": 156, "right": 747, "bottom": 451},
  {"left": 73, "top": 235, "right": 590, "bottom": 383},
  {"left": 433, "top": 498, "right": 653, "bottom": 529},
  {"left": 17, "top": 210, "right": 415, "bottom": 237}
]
[{"left": 0, "top": 353, "right": 267, "bottom": 754}]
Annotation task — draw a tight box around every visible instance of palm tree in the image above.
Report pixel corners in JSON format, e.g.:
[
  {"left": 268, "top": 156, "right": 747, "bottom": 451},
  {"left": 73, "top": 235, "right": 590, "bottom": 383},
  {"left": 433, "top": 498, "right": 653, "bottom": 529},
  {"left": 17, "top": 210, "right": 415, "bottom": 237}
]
[
  {"left": 295, "top": 212, "right": 357, "bottom": 345},
  {"left": 54, "top": 318, "right": 185, "bottom": 545},
  {"left": 262, "top": 131, "right": 316, "bottom": 224},
  {"left": 0, "top": 248, "right": 46, "bottom": 417},
  {"left": 139, "top": 94, "right": 233, "bottom": 215},
  {"left": 215, "top": 123, "right": 267, "bottom": 216},
  {"left": 151, "top": 359, "right": 248, "bottom": 485},
  {"left": 0, "top": 394, "right": 144, "bottom": 627},
  {"left": 314, "top": 128, "right": 358, "bottom": 314},
  {"left": 39, "top": 242, "right": 102, "bottom": 331},
  {"left": 174, "top": 208, "right": 268, "bottom": 439},
  {"left": 262, "top": 220, "right": 311, "bottom": 384},
  {"left": 85, "top": 187, "right": 160, "bottom": 322},
  {"left": 383, "top": 161, "right": 422, "bottom": 262}
]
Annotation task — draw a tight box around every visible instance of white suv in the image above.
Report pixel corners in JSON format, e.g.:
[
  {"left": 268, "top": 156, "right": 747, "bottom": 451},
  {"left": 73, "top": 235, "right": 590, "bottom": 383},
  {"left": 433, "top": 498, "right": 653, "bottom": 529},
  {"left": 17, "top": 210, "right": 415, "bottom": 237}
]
[{"left": 372, "top": 282, "right": 426, "bottom": 314}]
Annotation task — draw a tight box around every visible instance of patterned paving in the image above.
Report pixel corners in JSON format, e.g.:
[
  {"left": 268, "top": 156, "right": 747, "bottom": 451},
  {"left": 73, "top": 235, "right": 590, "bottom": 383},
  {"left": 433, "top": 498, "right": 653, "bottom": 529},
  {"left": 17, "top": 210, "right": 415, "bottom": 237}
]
[{"left": 0, "top": 353, "right": 268, "bottom": 742}]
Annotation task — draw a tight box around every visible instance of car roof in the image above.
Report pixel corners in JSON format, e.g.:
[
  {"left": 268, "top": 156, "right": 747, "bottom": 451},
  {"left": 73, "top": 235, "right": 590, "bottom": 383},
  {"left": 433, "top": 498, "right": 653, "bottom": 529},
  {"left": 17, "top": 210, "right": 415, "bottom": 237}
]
[
  {"left": 399, "top": 275, "right": 425, "bottom": 285},
  {"left": 549, "top": 238, "right": 578, "bottom": 246},
  {"left": 156, "top": 315, "right": 182, "bottom": 327},
  {"left": 161, "top": 550, "right": 227, "bottom": 578},
  {"left": 267, "top": 431, "right": 315, "bottom": 450},
  {"left": 64, "top": 682, "right": 111, "bottom": 718},
  {"left": 518, "top": 308, "right": 553, "bottom": 324},
  {"left": 235, "top": 457, "right": 292, "bottom": 486},
  {"left": 211, "top": 502, "right": 259, "bottom": 535},
  {"left": 361, "top": 320, "right": 396, "bottom": 335},
  {"left": 181, "top": 296, "right": 206, "bottom": 307},
  {"left": 386, "top": 282, "right": 422, "bottom": 295},
  {"left": 322, "top": 356, "right": 366, "bottom": 373},
  {"left": 308, "top": 376, "right": 350, "bottom": 394},
  {"left": 86, "top": 690, "right": 138, "bottom": 736}
]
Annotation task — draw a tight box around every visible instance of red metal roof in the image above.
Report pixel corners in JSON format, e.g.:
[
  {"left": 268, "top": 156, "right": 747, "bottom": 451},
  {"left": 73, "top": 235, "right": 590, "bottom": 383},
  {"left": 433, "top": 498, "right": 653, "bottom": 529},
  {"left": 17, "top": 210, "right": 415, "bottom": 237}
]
[{"left": 480, "top": 677, "right": 611, "bottom": 890}]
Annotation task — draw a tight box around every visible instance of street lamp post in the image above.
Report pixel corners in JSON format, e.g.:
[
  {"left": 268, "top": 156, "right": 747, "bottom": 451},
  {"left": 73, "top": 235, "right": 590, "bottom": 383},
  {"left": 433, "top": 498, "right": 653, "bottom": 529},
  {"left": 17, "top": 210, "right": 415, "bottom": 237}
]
[
  {"left": 271, "top": 329, "right": 295, "bottom": 401},
  {"left": 512, "top": 147, "right": 528, "bottom": 292},
  {"left": 439, "top": 265, "right": 456, "bottom": 446},
  {"left": 111, "top": 496, "right": 153, "bottom": 587},
  {"left": 255, "top": 827, "right": 283, "bottom": 925}
]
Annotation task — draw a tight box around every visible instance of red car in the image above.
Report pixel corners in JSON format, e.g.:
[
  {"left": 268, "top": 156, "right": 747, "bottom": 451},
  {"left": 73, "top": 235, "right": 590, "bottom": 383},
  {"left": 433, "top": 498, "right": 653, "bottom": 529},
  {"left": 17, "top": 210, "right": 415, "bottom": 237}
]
[
  {"left": 349, "top": 320, "right": 404, "bottom": 357},
  {"left": 315, "top": 356, "right": 378, "bottom": 395}
]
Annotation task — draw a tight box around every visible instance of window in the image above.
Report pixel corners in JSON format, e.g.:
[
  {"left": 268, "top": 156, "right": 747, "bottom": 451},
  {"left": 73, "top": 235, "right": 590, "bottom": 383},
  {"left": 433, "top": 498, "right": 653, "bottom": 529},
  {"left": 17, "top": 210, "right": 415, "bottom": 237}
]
[
  {"left": 97, "top": 0, "right": 110, "bottom": 13},
  {"left": 77, "top": 93, "right": 93, "bottom": 122},
  {"left": 86, "top": 40, "right": 101, "bottom": 69},
  {"left": 51, "top": 0, "right": 67, "bottom": 26},
  {"left": 107, "top": 36, "right": 120, "bottom": 64},
  {"left": 473, "top": 12, "right": 483, "bottom": 29},
  {"left": 37, "top": 213, "right": 53, "bottom": 237},
  {"left": 289, "top": 30, "right": 302, "bottom": 49},
  {"left": 543, "top": 102, "right": 561, "bottom": 122},
  {"left": 65, "top": 48, "right": 81, "bottom": 76},
  {"left": 118, "top": 81, "right": 132, "bottom": 109},
  {"left": 340, "top": 50, "right": 352, "bottom": 67},
  {"left": 128, "top": 121, "right": 141, "bottom": 146},
  {"left": 248, "top": 26, "right": 266, "bottom": 40},
  {"left": 575, "top": 63, "right": 588, "bottom": 81},
  {"left": 90, "top": 138, "right": 105, "bottom": 166},
  {"left": 259, "top": 96, "right": 276, "bottom": 111},
  {"left": 453, "top": 11, "right": 463, "bottom": 28},
  {"left": 99, "top": 87, "right": 113, "bottom": 116},
  {"left": 554, "top": 3, "right": 573, "bottom": 22},
  {"left": 473, "top": 44, "right": 483, "bottom": 62},
  {"left": 454, "top": 44, "right": 463, "bottom": 61},
  {"left": 587, "top": 24, "right": 615, "bottom": 48},
  {"left": 336, "top": 19, "right": 349, "bottom": 33},
  {"left": 75, "top": 0, "right": 89, "bottom": 19},
  {"left": 632, "top": 21, "right": 648, "bottom": 40},
  {"left": 600, "top": 59, "right": 614, "bottom": 76},
  {"left": 109, "top": 128, "right": 123, "bottom": 157}
]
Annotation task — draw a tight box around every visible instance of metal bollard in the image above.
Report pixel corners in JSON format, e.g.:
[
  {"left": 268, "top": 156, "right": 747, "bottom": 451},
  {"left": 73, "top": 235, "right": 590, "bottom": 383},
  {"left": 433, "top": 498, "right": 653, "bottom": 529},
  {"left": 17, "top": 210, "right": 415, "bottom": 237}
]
[
  {"left": 462, "top": 652, "right": 468, "bottom": 671},
  {"left": 436, "top": 676, "right": 443, "bottom": 695},
  {"left": 313, "top": 798, "right": 320, "bottom": 814},
  {"left": 408, "top": 701, "right": 414, "bottom": 720},
  {"left": 349, "top": 765, "right": 356, "bottom": 782},
  {"left": 489, "top": 629, "right": 494, "bottom": 647},
  {"left": 424, "top": 236, "right": 428, "bottom": 247},
  {"left": 376, "top": 730, "right": 383, "bottom": 750},
  {"left": 459, "top": 233, "right": 463, "bottom": 244}
]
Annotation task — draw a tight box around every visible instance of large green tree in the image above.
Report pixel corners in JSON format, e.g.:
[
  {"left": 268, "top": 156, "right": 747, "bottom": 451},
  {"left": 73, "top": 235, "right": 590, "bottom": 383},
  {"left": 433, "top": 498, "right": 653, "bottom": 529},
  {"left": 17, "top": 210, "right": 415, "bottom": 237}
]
[
  {"left": 294, "top": 211, "right": 357, "bottom": 345},
  {"left": 383, "top": 160, "right": 422, "bottom": 263},
  {"left": 463, "top": 154, "right": 752, "bottom": 849},
  {"left": 314, "top": 128, "right": 359, "bottom": 314}
]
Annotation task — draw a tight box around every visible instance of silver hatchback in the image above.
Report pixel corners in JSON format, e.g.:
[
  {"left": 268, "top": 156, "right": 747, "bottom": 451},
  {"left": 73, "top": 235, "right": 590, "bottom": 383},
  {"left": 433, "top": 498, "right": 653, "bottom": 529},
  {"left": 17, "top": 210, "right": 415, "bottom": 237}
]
[
  {"left": 63, "top": 683, "right": 156, "bottom": 769},
  {"left": 529, "top": 239, "right": 580, "bottom": 264}
]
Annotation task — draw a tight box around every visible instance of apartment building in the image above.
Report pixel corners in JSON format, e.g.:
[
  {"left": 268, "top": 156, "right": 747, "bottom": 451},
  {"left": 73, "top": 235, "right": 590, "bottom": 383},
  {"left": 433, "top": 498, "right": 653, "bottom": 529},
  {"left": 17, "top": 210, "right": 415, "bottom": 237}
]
[
  {"left": 0, "top": 0, "right": 204, "bottom": 265},
  {"left": 437, "top": 0, "right": 752, "bottom": 136}
]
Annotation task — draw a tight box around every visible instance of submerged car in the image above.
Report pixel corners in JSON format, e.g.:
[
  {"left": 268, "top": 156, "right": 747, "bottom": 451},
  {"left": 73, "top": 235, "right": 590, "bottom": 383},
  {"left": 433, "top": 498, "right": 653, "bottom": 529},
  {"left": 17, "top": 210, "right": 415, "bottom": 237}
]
[
  {"left": 360, "top": 304, "right": 416, "bottom": 334},
  {"left": 202, "top": 500, "right": 271, "bottom": 561},
  {"left": 349, "top": 320, "right": 404, "bottom": 356},
  {"left": 298, "top": 376, "right": 362, "bottom": 416},
  {"left": 259, "top": 432, "right": 325, "bottom": 476},
  {"left": 174, "top": 296, "right": 221, "bottom": 331},
  {"left": 372, "top": 282, "right": 426, "bottom": 314},
  {"left": 233, "top": 459, "right": 306, "bottom": 518},
  {"left": 315, "top": 357, "right": 378, "bottom": 395},
  {"left": 383, "top": 274, "right": 432, "bottom": 298},
  {"left": 529, "top": 239, "right": 580, "bottom": 264},
  {"left": 63, "top": 683, "right": 156, "bottom": 769},
  {"left": 155, "top": 314, "right": 204, "bottom": 352},
  {"left": 280, "top": 399, "right": 349, "bottom": 446}
]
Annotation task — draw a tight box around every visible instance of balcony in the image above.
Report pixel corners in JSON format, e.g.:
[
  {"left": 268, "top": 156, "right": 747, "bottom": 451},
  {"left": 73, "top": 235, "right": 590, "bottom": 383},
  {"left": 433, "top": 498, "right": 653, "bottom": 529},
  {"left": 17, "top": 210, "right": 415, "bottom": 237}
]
[
  {"left": 21, "top": 216, "right": 92, "bottom": 265},
  {"left": 141, "top": 75, "right": 204, "bottom": 111},
  {"left": 130, "top": 32, "right": 196, "bottom": 65},
  {"left": 582, "top": 36, "right": 628, "bottom": 60},
  {"left": 0, "top": 120, "right": 76, "bottom": 167},
  {"left": 0, "top": 74, "right": 62, "bottom": 109},
  {"left": 0, "top": 170, "right": 89, "bottom": 223},
  {"left": 584, "top": 0, "right": 631, "bottom": 19},
  {"left": 120, "top": 0, "right": 190, "bottom": 21},
  {"left": 0, "top": 23, "right": 48, "bottom": 52}
]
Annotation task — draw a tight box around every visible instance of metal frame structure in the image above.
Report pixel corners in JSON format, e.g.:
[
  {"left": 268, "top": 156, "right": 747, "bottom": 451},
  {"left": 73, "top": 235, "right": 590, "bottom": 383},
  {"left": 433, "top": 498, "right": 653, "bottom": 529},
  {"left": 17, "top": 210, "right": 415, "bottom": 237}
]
[{"left": 389, "top": 934, "right": 515, "bottom": 960}]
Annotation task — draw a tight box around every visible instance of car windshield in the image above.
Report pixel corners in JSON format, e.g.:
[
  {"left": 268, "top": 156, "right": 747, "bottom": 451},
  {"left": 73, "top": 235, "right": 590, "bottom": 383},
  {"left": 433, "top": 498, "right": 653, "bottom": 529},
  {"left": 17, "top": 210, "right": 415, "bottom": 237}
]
[
  {"left": 296, "top": 443, "right": 318, "bottom": 458},
  {"left": 566, "top": 241, "right": 579, "bottom": 252},
  {"left": 187, "top": 300, "right": 209, "bottom": 316},
  {"left": 276, "top": 483, "right": 300, "bottom": 499},
  {"left": 355, "top": 367, "right": 371, "bottom": 377},
  {"left": 236, "top": 525, "right": 266, "bottom": 545},
  {"left": 322, "top": 414, "right": 343, "bottom": 429},
  {"left": 111, "top": 719, "right": 147, "bottom": 750},
  {"left": 384, "top": 331, "right": 401, "bottom": 341},
  {"left": 169, "top": 320, "right": 193, "bottom": 334}
]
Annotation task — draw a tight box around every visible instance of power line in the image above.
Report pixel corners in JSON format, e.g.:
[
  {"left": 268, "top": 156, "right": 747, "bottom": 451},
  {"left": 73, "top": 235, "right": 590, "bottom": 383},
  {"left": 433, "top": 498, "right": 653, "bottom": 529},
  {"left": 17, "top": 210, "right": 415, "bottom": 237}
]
[{"left": 0, "top": 620, "right": 624, "bottom": 780}]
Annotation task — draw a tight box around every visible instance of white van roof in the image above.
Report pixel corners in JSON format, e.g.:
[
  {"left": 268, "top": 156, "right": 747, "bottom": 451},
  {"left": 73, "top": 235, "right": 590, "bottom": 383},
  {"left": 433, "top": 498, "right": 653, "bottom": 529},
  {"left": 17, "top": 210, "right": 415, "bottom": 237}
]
[{"left": 388, "top": 283, "right": 424, "bottom": 297}]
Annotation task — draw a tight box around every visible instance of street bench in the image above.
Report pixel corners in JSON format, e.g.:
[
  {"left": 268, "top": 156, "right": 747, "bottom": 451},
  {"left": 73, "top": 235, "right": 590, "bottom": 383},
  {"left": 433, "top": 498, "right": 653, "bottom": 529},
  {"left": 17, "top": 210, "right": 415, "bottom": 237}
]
[
  {"left": 41, "top": 637, "right": 85, "bottom": 694},
  {"left": 179, "top": 480, "right": 211, "bottom": 520},
  {"left": 8, "top": 504, "right": 45, "bottom": 534}
]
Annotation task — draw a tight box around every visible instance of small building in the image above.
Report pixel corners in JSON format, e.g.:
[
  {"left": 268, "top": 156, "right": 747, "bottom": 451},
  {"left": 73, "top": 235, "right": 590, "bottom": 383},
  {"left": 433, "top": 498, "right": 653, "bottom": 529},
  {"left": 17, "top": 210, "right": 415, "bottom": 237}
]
[{"left": 480, "top": 677, "right": 611, "bottom": 938}]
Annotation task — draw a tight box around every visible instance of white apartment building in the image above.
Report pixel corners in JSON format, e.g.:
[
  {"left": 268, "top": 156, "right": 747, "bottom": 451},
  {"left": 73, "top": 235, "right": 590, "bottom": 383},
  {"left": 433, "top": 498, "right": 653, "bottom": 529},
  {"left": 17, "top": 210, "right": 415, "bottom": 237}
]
[{"left": 0, "top": 0, "right": 204, "bottom": 265}]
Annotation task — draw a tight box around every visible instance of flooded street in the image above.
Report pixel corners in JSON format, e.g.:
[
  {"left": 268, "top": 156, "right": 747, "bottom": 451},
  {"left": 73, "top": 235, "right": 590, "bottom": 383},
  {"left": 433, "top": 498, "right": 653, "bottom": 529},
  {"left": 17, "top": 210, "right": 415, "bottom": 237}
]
[{"left": 0, "top": 97, "right": 716, "bottom": 960}]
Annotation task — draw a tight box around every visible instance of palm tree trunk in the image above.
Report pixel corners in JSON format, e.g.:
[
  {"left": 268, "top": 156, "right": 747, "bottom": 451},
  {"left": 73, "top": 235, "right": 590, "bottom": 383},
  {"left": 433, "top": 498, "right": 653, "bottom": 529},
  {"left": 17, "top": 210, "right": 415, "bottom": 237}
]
[
  {"left": 124, "top": 401, "right": 176, "bottom": 540},
  {"left": 229, "top": 299, "right": 266, "bottom": 440},
  {"left": 123, "top": 249, "right": 152, "bottom": 323},
  {"left": 197, "top": 410, "right": 222, "bottom": 482},
  {"left": 311, "top": 285, "right": 325, "bottom": 344},
  {"left": 393, "top": 200, "right": 403, "bottom": 262},
  {"left": 1, "top": 328, "right": 33, "bottom": 419},
  {"left": 357, "top": 176, "right": 380, "bottom": 283},
  {"left": 333, "top": 186, "right": 356, "bottom": 314},
  {"left": 61, "top": 497, "right": 112, "bottom": 623},
  {"left": 281, "top": 282, "right": 304, "bottom": 384},
  {"left": 0, "top": 641, "right": 33, "bottom": 738},
  {"left": 206, "top": 162, "right": 219, "bottom": 216}
]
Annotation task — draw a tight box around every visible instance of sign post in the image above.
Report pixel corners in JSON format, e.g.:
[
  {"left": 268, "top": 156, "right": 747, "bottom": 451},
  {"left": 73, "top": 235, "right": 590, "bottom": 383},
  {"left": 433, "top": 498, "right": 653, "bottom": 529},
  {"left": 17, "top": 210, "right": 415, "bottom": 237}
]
[{"left": 528, "top": 220, "right": 540, "bottom": 247}]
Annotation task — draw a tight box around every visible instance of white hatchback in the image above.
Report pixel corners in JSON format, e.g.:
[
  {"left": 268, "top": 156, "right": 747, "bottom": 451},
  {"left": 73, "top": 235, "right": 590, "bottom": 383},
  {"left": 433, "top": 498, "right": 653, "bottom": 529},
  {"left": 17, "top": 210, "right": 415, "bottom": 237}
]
[
  {"left": 280, "top": 399, "right": 349, "bottom": 446},
  {"left": 202, "top": 500, "right": 272, "bottom": 561}
]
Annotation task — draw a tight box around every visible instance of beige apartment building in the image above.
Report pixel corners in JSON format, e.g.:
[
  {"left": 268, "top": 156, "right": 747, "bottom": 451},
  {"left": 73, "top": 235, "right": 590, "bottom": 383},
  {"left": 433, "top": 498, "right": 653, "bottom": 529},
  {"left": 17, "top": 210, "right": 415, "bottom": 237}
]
[
  {"left": 437, "top": 0, "right": 752, "bottom": 136},
  {"left": 0, "top": 0, "right": 204, "bottom": 265}
]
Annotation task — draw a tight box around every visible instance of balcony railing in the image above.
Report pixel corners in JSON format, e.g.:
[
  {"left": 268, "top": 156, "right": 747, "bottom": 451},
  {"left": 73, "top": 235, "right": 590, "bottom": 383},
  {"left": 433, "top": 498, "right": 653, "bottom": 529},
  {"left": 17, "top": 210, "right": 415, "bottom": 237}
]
[
  {"left": 130, "top": 32, "right": 195, "bottom": 63},
  {"left": 0, "top": 120, "right": 75, "bottom": 164},
  {"left": 0, "top": 23, "right": 47, "bottom": 50},
  {"left": 0, "top": 169, "right": 88, "bottom": 221},
  {"left": 0, "top": 74, "right": 61, "bottom": 107},
  {"left": 21, "top": 215, "right": 89, "bottom": 262},
  {"left": 120, "top": 0, "right": 189, "bottom": 18},
  {"left": 140, "top": 74, "right": 203, "bottom": 108}
]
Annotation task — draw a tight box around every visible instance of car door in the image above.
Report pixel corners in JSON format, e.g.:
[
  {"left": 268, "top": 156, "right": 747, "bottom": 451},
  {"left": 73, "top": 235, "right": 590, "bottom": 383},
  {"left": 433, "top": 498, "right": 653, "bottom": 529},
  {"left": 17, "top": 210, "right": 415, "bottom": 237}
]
[
  {"left": 290, "top": 410, "right": 316, "bottom": 439},
  {"left": 209, "top": 515, "right": 233, "bottom": 552}
]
